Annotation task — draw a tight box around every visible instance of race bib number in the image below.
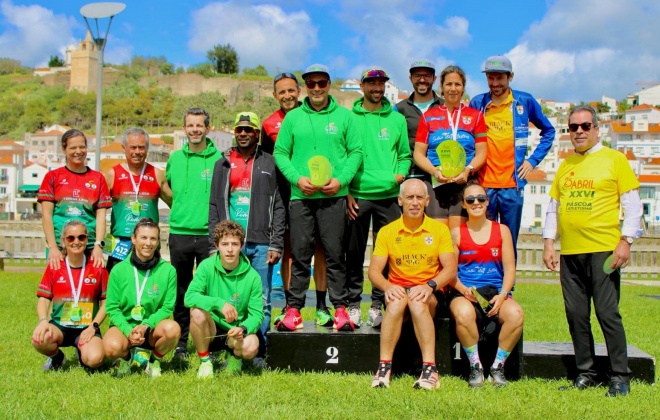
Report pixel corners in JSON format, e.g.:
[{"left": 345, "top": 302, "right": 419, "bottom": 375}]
[
  {"left": 111, "top": 237, "right": 132, "bottom": 260},
  {"left": 60, "top": 301, "right": 94, "bottom": 326}
]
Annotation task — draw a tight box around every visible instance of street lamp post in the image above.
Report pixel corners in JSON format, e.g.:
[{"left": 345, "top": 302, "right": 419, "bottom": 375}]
[{"left": 80, "top": 2, "right": 126, "bottom": 171}]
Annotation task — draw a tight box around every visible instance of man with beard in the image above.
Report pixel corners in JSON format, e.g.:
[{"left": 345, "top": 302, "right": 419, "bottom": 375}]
[
  {"left": 273, "top": 64, "right": 362, "bottom": 332},
  {"left": 167, "top": 107, "right": 222, "bottom": 360},
  {"left": 346, "top": 67, "right": 411, "bottom": 328},
  {"left": 261, "top": 73, "right": 332, "bottom": 327},
  {"left": 394, "top": 60, "right": 444, "bottom": 181},
  {"left": 209, "top": 111, "right": 285, "bottom": 347}
]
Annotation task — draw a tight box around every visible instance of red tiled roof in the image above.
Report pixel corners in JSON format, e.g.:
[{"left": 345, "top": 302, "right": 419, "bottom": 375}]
[
  {"left": 558, "top": 149, "right": 576, "bottom": 159},
  {"left": 0, "top": 140, "right": 22, "bottom": 147},
  {"left": 33, "top": 130, "right": 64, "bottom": 136},
  {"left": 150, "top": 137, "right": 164, "bottom": 145},
  {"left": 610, "top": 121, "right": 660, "bottom": 133},
  {"left": 616, "top": 148, "right": 637, "bottom": 160},
  {"left": 645, "top": 157, "right": 660, "bottom": 165},
  {"left": 101, "top": 142, "right": 124, "bottom": 153},
  {"left": 638, "top": 174, "right": 660, "bottom": 183},
  {"left": 526, "top": 169, "right": 547, "bottom": 181},
  {"left": 628, "top": 104, "right": 659, "bottom": 112}
]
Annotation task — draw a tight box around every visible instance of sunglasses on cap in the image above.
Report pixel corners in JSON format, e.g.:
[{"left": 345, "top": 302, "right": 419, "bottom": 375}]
[
  {"left": 464, "top": 194, "right": 488, "bottom": 205},
  {"left": 274, "top": 72, "right": 297, "bottom": 83},
  {"left": 305, "top": 79, "right": 330, "bottom": 89},
  {"left": 568, "top": 122, "right": 595, "bottom": 132},
  {"left": 235, "top": 126, "right": 255, "bottom": 134},
  {"left": 65, "top": 234, "right": 88, "bottom": 243},
  {"left": 363, "top": 69, "right": 388, "bottom": 79}
]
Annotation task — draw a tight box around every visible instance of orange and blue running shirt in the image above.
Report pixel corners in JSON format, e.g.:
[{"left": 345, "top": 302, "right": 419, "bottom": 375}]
[
  {"left": 37, "top": 167, "right": 112, "bottom": 249},
  {"left": 480, "top": 91, "right": 516, "bottom": 188},
  {"left": 373, "top": 216, "right": 454, "bottom": 287},
  {"left": 37, "top": 263, "right": 108, "bottom": 328}
]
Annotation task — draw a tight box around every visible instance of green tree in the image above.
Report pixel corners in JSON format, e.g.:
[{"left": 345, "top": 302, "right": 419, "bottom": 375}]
[
  {"left": 55, "top": 90, "right": 96, "bottom": 129},
  {"left": 48, "top": 55, "right": 65, "bottom": 67},
  {"left": 188, "top": 62, "right": 216, "bottom": 78},
  {"left": 0, "top": 58, "right": 29, "bottom": 75},
  {"left": 242, "top": 65, "right": 269, "bottom": 77},
  {"left": 617, "top": 99, "right": 631, "bottom": 114},
  {"left": 207, "top": 44, "right": 239, "bottom": 74},
  {"left": 20, "top": 97, "right": 51, "bottom": 131},
  {"left": 596, "top": 102, "right": 611, "bottom": 113}
]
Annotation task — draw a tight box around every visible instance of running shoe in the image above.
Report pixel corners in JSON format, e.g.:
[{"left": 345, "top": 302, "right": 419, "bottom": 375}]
[
  {"left": 173, "top": 346, "right": 189, "bottom": 361},
  {"left": 413, "top": 364, "right": 439, "bottom": 390},
  {"left": 42, "top": 350, "right": 66, "bottom": 371},
  {"left": 348, "top": 306, "right": 362, "bottom": 328},
  {"left": 489, "top": 363, "right": 508, "bottom": 387},
  {"left": 146, "top": 359, "right": 161, "bottom": 378},
  {"left": 132, "top": 347, "right": 151, "bottom": 368},
  {"left": 197, "top": 360, "right": 214, "bottom": 379},
  {"left": 315, "top": 307, "right": 334, "bottom": 327},
  {"left": 113, "top": 357, "right": 131, "bottom": 377},
  {"left": 468, "top": 364, "right": 484, "bottom": 388},
  {"left": 225, "top": 355, "right": 243, "bottom": 375},
  {"left": 273, "top": 306, "right": 289, "bottom": 326},
  {"left": 332, "top": 307, "right": 355, "bottom": 331},
  {"left": 366, "top": 307, "right": 383, "bottom": 328},
  {"left": 277, "top": 307, "right": 303, "bottom": 331},
  {"left": 371, "top": 361, "right": 392, "bottom": 388}
]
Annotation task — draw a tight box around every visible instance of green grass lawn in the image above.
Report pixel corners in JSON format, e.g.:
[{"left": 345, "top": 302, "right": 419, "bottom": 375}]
[{"left": 1, "top": 272, "right": 658, "bottom": 419}]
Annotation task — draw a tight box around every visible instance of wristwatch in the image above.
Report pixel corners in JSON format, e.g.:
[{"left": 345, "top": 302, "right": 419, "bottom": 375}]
[
  {"left": 240, "top": 325, "right": 248, "bottom": 336},
  {"left": 92, "top": 322, "right": 100, "bottom": 331},
  {"left": 427, "top": 280, "right": 437, "bottom": 292},
  {"left": 621, "top": 236, "right": 634, "bottom": 245},
  {"left": 94, "top": 240, "right": 105, "bottom": 248}
]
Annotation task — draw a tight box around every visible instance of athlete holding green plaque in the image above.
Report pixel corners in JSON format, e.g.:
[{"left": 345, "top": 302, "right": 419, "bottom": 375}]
[{"left": 414, "top": 65, "right": 488, "bottom": 229}]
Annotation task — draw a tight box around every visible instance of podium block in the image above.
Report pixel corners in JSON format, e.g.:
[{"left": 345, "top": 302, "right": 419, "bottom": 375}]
[
  {"left": 521, "top": 342, "right": 655, "bottom": 384},
  {"left": 267, "top": 318, "right": 453, "bottom": 375}
]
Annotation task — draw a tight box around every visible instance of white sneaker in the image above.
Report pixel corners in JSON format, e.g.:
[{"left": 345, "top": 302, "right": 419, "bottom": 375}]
[
  {"left": 348, "top": 306, "right": 362, "bottom": 327},
  {"left": 197, "top": 360, "right": 214, "bottom": 378},
  {"left": 367, "top": 307, "right": 383, "bottom": 328},
  {"left": 146, "top": 359, "right": 161, "bottom": 378}
]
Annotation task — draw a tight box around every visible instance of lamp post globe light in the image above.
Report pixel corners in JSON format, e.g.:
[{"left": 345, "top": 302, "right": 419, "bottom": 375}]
[{"left": 80, "top": 2, "right": 126, "bottom": 171}]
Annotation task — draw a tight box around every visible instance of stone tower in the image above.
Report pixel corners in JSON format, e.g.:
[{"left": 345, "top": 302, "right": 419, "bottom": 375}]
[{"left": 69, "top": 31, "right": 98, "bottom": 93}]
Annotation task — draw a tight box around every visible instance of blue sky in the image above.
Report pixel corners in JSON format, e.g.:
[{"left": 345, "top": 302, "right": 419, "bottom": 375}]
[{"left": 1, "top": 0, "right": 659, "bottom": 103}]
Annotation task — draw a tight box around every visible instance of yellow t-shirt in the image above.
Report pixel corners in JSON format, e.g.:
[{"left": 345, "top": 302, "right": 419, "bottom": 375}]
[
  {"left": 481, "top": 91, "right": 516, "bottom": 188},
  {"left": 373, "top": 215, "right": 454, "bottom": 287},
  {"left": 550, "top": 147, "right": 640, "bottom": 255}
]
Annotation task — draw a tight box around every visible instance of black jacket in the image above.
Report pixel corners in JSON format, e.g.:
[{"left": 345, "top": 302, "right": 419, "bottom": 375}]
[{"left": 208, "top": 146, "right": 285, "bottom": 254}]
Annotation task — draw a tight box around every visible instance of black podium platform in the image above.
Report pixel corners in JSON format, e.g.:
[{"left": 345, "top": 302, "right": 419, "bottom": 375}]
[
  {"left": 267, "top": 325, "right": 655, "bottom": 384},
  {"left": 521, "top": 341, "right": 655, "bottom": 384}
]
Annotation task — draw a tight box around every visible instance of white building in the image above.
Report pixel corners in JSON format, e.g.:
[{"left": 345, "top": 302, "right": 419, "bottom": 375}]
[
  {"left": 340, "top": 79, "right": 400, "bottom": 104},
  {"left": 629, "top": 84, "right": 660, "bottom": 107},
  {"left": 625, "top": 104, "right": 660, "bottom": 124}
]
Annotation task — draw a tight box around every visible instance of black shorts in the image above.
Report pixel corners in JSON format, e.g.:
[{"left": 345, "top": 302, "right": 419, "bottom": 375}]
[
  {"left": 448, "top": 286, "right": 500, "bottom": 339},
  {"left": 51, "top": 320, "right": 102, "bottom": 348},
  {"left": 208, "top": 321, "right": 265, "bottom": 353},
  {"left": 424, "top": 181, "right": 468, "bottom": 219}
]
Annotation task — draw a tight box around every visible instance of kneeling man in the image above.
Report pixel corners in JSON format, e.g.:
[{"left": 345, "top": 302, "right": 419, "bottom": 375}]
[
  {"left": 369, "top": 179, "right": 456, "bottom": 390},
  {"left": 185, "top": 220, "right": 264, "bottom": 378}
]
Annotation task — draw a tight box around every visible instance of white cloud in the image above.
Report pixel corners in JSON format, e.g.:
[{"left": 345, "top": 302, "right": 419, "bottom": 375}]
[
  {"left": 0, "top": 1, "right": 76, "bottom": 67},
  {"left": 504, "top": 0, "right": 660, "bottom": 102},
  {"left": 188, "top": 2, "right": 317, "bottom": 73},
  {"left": 333, "top": 0, "right": 472, "bottom": 94}
]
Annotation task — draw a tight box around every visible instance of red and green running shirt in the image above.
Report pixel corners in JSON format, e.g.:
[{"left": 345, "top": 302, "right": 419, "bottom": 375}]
[
  {"left": 36, "top": 262, "right": 108, "bottom": 328},
  {"left": 228, "top": 149, "right": 254, "bottom": 231},
  {"left": 110, "top": 163, "right": 161, "bottom": 238},
  {"left": 37, "top": 166, "right": 112, "bottom": 249}
]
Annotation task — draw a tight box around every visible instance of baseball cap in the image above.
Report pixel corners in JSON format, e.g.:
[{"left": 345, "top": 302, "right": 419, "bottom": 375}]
[
  {"left": 482, "top": 55, "right": 513, "bottom": 73},
  {"left": 361, "top": 67, "right": 390, "bottom": 82},
  {"left": 234, "top": 112, "right": 260, "bottom": 129},
  {"left": 409, "top": 59, "right": 436, "bottom": 73},
  {"left": 301, "top": 64, "right": 330, "bottom": 80}
]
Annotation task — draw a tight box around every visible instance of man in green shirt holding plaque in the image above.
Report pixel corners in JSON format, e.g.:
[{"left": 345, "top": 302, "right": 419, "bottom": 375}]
[{"left": 273, "top": 64, "right": 363, "bottom": 332}]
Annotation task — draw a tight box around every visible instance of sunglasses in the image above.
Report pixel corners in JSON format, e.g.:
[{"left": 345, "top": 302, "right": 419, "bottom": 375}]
[
  {"left": 464, "top": 194, "right": 488, "bottom": 205},
  {"left": 274, "top": 72, "right": 298, "bottom": 83},
  {"left": 305, "top": 79, "right": 330, "bottom": 89},
  {"left": 65, "top": 234, "right": 88, "bottom": 243},
  {"left": 362, "top": 69, "right": 388, "bottom": 80},
  {"left": 568, "top": 122, "right": 595, "bottom": 132},
  {"left": 411, "top": 73, "right": 434, "bottom": 80},
  {"left": 235, "top": 126, "right": 255, "bottom": 134}
]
